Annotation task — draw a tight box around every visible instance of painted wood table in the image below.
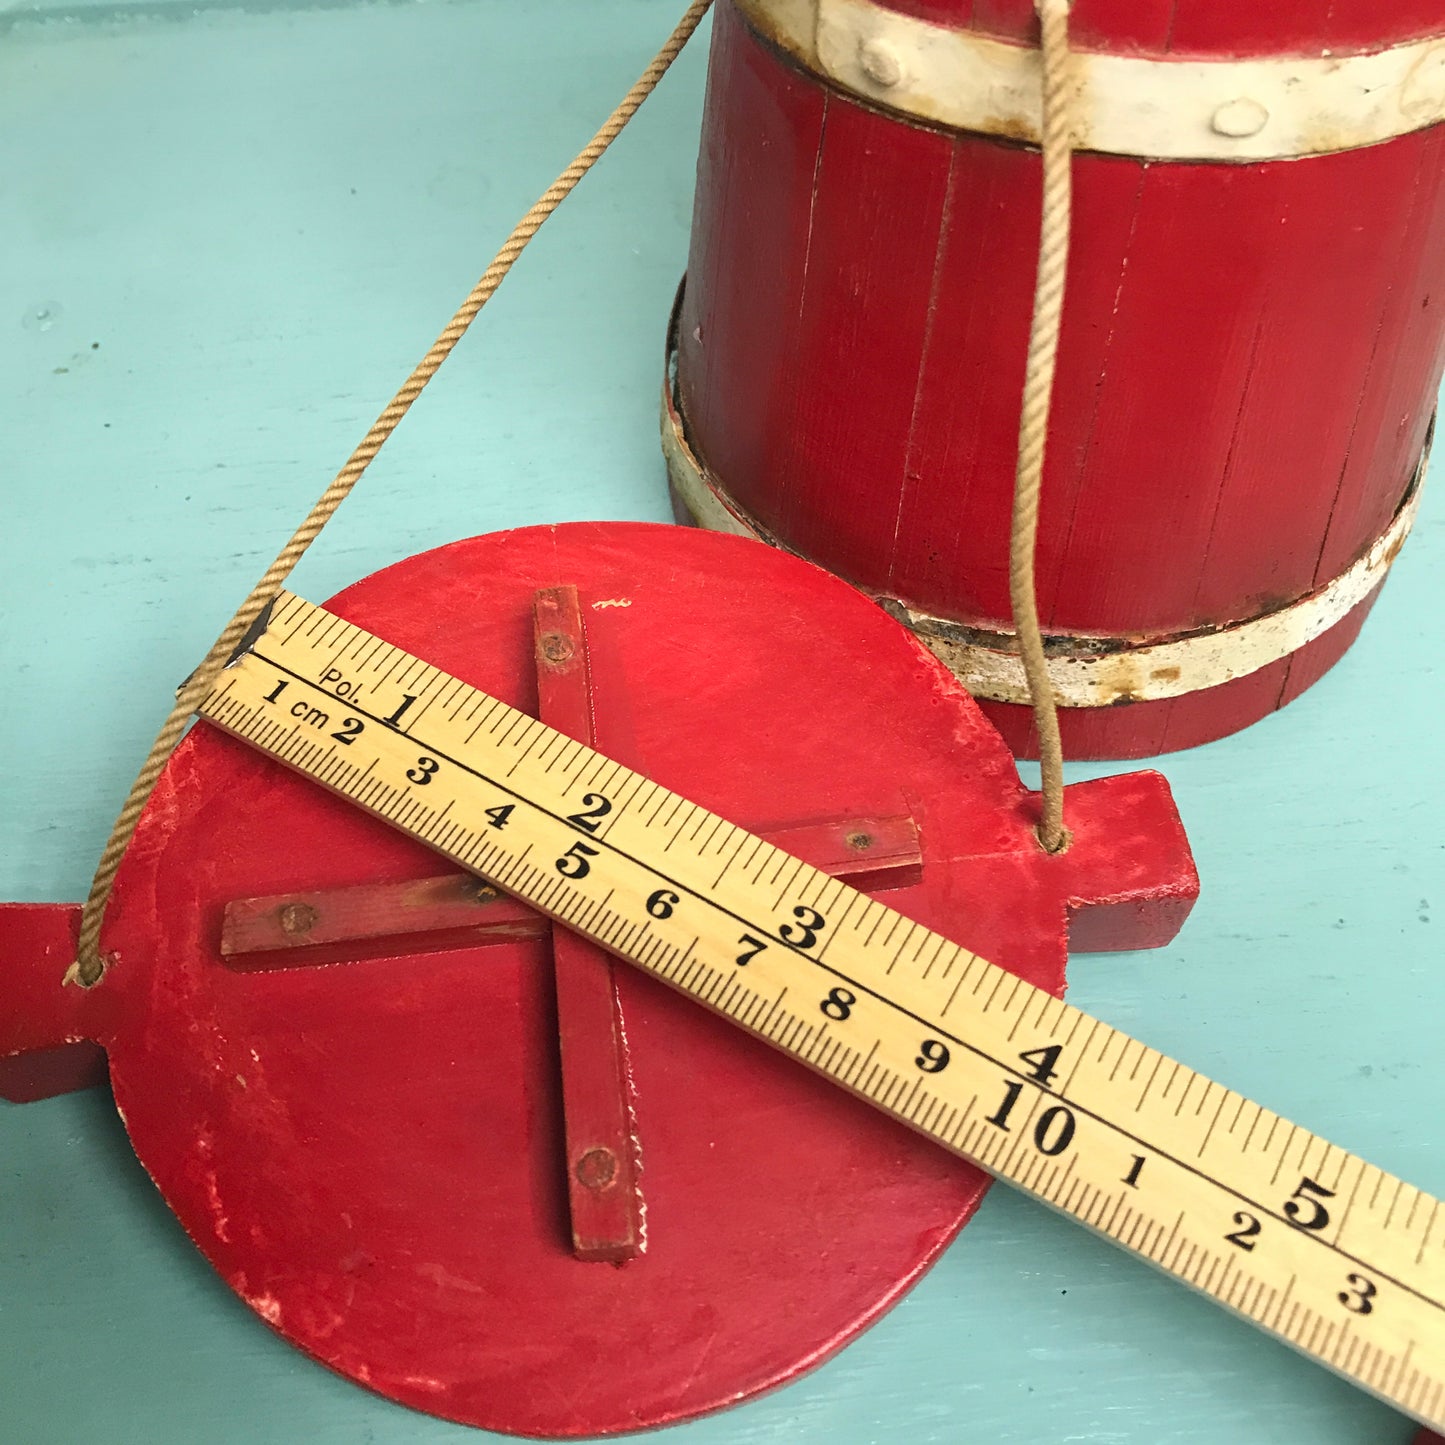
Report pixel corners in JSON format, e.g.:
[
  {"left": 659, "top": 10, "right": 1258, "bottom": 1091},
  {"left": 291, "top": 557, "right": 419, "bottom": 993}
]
[{"left": 1, "top": 2, "right": 1441, "bottom": 1442}]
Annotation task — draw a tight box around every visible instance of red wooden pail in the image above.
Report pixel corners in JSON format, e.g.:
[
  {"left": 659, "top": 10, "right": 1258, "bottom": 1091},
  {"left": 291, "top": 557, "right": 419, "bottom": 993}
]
[{"left": 665, "top": 0, "right": 1445, "bottom": 758}]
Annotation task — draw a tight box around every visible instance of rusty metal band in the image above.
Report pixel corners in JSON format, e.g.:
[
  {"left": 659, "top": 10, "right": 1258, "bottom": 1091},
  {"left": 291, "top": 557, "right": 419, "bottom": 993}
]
[
  {"left": 736, "top": 0, "right": 1445, "bottom": 161},
  {"left": 661, "top": 322, "right": 1429, "bottom": 708}
]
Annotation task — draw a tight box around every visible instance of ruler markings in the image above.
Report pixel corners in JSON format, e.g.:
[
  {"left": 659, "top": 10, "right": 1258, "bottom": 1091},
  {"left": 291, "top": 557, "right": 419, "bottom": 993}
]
[
  {"left": 1100, "top": 1027, "right": 1124, "bottom": 1072},
  {"left": 350, "top": 634, "right": 382, "bottom": 671},
  {"left": 1263, "top": 1117, "right": 1290, "bottom": 1180},
  {"left": 885, "top": 920, "right": 922, "bottom": 976},
  {"left": 918, "top": 934, "right": 949, "bottom": 982},
  {"left": 1383, "top": 1176, "right": 1406, "bottom": 1232},
  {"left": 502, "top": 721, "right": 546, "bottom": 777},
  {"left": 978, "top": 969, "right": 1009, "bottom": 1016},
  {"left": 200, "top": 595, "right": 1445, "bottom": 1430},
  {"left": 942, "top": 1099, "right": 969, "bottom": 1148},
  {"left": 735, "top": 989, "right": 766, "bottom": 1032},
  {"left": 370, "top": 649, "right": 402, "bottom": 690},
  {"left": 537, "top": 736, "right": 568, "bottom": 775},
  {"left": 814, "top": 892, "right": 861, "bottom": 963},
  {"left": 1135, "top": 1053, "right": 1165, "bottom": 1113},
  {"left": 1391, "top": 1175, "right": 1408, "bottom": 1220},
  {"left": 1006, "top": 984, "right": 1036, "bottom": 1046},
  {"left": 767, "top": 857, "right": 806, "bottom": 909},
  {"left": 1119, "top": 1208, "right": 1148, "bottom": 1255},
  {"left": 715, "top": 975, "right": 745, "bottom": 1019},
  {"left": 1420, "top": 1202, "right": 1442, "bottom": 1268},
  {"left": 1057, "top": 1015, "right": 1099, "bottom": 1094},
  {"left": 855, "top": 907, "right": 887, "bottom": 953},
  {"left": 1331, "top": 1162, "right": 1368, "bottom": 1253}
]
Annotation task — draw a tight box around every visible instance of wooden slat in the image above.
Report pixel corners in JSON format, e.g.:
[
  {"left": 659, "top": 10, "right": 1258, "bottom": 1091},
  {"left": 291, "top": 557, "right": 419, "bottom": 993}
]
[
  {"left": 677, "top": 0, "right": 826, "bottom": 508},
  {"left": 765, "top": 44, "right": 955, "bottom": 557},
  {"left": 221, "top": 874, "right": 540, "bottom": 960},
  {"left": 534, "top": 584, "right": 645, "bottom": 1264},
  {"left": 221, "top": 814, "right": 922, "bottom": 963}
]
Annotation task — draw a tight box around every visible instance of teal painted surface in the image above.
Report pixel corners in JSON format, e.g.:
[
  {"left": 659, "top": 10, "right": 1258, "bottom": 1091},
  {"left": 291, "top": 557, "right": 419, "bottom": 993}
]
[{"left": 0, "top": 3, "right": 1440, "bottom": 1441}]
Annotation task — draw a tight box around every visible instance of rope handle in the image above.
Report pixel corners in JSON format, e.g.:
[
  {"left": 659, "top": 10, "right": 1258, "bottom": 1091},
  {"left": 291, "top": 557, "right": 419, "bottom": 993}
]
[
  {"left": 66, "top": 0, "right": 715, "bottom": 987},
  {"left": 68, "top": 0, "right": 1077, "bottom": 985},
  {"left": 1013, "top": 0, "right": 1077, "bottom": 853}
]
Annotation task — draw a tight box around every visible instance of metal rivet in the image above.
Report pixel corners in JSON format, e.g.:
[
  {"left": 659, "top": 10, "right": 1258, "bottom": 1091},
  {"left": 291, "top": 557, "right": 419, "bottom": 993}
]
[
  {"left": 278, "top": 902, "right": 319, "bottom": 936},
  {"left": 575, "top": 1147, "right": 618, "bottom": 1190},
  {"left": 857, "top": 37, "right": 903, "bottom": 89},
  {"left": 539, "top": 631, "right": 574, "bottom": 662},
  {"left": 1211, "top": 98, "right": 1269, "bottom": 138}
]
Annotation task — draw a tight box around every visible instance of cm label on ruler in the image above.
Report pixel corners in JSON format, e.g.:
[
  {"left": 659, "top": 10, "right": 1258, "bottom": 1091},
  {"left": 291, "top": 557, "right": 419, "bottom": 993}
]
[{"left": 200, "top": 590, "right": 1445, "bottom": 1432}]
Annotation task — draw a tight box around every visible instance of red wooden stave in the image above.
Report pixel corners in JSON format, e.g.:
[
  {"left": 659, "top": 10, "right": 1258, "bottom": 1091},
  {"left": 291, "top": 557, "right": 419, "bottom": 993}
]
[
  {"left": 0, "top": 524, "right": 1198, "bottom": 1434},
  {"left": 671, "top": 0, "right": 1445, "bottom": 758}
]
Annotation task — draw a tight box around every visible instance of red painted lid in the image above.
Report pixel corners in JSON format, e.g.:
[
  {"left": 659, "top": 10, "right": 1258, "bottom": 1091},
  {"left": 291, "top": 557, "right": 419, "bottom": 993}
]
[{"left": 4, "top": 523, "right": 1195, "bottom": 1434}]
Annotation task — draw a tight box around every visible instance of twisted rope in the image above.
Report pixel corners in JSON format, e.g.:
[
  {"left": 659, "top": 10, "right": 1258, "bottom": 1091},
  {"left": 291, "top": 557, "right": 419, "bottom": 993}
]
[
  {"left": 1010, "top": 0, "right": 1077, "bottom": 853},
  {"left": 67, "top": 0, "right": 713, "bottom": 987}
]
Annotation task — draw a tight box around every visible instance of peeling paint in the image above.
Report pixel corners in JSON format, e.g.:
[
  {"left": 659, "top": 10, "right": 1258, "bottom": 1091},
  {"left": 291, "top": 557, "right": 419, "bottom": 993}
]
[{"left": 663, "top": 355, "right": 1430, "bottom": 706}]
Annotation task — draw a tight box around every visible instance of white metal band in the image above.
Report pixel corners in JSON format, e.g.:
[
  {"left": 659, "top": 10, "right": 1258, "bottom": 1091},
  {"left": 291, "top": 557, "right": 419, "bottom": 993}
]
[
  {"left": 737, "top": 0, "right": 1445, "bottom": 161},
  {"left": 661, "top": 361, "right": 1428, "bottom": 707}
]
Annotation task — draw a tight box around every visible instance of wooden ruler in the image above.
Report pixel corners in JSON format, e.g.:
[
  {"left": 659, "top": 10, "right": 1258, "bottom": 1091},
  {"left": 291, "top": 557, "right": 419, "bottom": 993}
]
[{"left": 199, "top": 590, "right": 1444, "bottom": 1431}]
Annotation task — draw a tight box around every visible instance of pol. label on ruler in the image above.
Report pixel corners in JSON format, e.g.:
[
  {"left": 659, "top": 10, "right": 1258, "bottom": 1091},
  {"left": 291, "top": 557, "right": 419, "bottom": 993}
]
[{"left": 199, "top": 590, "right": 1444, "bottom": 1432}]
